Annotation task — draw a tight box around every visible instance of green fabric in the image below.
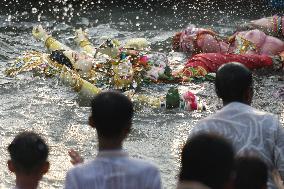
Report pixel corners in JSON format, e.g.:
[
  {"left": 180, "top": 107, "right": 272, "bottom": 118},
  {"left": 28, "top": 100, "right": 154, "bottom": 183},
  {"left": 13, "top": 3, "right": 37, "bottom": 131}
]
[{"left": 166, "top": 87, "right": 180, "bottom": 109}]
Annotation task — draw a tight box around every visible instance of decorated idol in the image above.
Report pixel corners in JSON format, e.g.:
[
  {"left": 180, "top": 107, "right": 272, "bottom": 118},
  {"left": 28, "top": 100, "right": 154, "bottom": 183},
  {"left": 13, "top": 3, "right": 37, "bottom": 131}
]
[
  {"left": 29, "top": 25, "right": 174, "bottom": 89},
  {"left": 6, "top": 25, "right": 208, "bottom": 111},
  {"left": 173, "top": 24, "right": 284, "bottom": 56}
]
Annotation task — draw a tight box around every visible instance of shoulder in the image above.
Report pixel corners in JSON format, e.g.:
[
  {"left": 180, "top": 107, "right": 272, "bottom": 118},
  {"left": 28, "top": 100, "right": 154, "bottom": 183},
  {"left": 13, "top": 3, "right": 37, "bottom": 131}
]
[
  {"left": 191, "top": 103, "right": 280, "bottom": 133},
  {"left": 127, "top": 158, "right": 160, "bottom": 173},
  {"left": 118, "top": 157, "right": 161, "bottom": 180},
  {"left": 202, "top": 102, "right": 278, "bottom": 122},
  {"left": 66, "top": 160, "right": 96, "bottom": 177},
  {"left": 67, "top": 158, "right": 160, "bottom": 176},
  {"left": 248, "top": 106, "right": 279, "bottom": 124}
]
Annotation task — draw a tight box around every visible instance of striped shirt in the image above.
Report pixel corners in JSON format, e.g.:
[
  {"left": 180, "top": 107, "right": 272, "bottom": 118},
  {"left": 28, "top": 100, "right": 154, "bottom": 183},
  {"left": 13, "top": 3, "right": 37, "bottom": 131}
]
[
  {"left": 190, "top": 102, "right": 284, "bottom": 189},
  {"left": 64, "top": 150, "right": 161, "bottom": 189}
]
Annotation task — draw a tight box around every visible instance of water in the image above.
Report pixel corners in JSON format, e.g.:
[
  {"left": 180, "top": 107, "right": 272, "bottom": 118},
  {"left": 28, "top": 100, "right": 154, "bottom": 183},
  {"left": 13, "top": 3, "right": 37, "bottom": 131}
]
[{"left": 0, "top": 3, "right": 284, "bottom": 189}]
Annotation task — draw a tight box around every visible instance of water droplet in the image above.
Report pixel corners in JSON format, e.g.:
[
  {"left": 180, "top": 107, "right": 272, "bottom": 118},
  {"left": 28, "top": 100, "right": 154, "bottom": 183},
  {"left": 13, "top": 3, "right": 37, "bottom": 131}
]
[
  {"left": 32, "top": 7, "right": 38, "bottom": 14},
  {"left": 6, "top": 15, "right": 11, "bottom": 22}
]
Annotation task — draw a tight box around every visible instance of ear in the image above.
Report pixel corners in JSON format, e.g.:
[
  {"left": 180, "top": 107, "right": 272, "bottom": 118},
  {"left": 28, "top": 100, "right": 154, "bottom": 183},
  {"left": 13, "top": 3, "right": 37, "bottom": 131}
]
[
  {"left": 89, "top": 116, "right": 95, "bottom": 128},
  {"left": 244, "top": 87, "right": 253, "bottom": 104},
  {"left": 215, "top": 87, "right": 221, "bottom": 99},
  {"left": 261, "top": 185, "right": 267, "bottom": 189},
  {"left": 123, "top": 123, "right": 132, "bottom": 136},
  {"left": 41, "top": 161, "right": 50, "bottom": 175},
  {"left": 7, "top": 160, "right": 16, "bottom": 173},
  {"left": 223, "top": 176, "right": 234, "bottom": 189}
]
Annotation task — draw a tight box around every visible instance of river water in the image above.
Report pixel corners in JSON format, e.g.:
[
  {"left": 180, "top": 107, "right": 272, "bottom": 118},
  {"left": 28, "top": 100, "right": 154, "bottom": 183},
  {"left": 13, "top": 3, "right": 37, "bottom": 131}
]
[{"left": 0, "top": 3, "right": 283, "bottom": 189}]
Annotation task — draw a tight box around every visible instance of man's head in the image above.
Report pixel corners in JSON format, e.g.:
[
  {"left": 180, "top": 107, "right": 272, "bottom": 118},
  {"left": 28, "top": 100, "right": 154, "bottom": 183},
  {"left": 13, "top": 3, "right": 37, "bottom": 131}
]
[
  {"left": 215, "top": 62, "right": 253, "bottom": 105},
  {"left": 7, "top": 132, "right": 49, "bottom": 176},
  {"left": 179, "top": 133, "right": 234, "bottom": 189},
  {"left": 234, "top": 156, "right": 268, "bottom": 189},
  {"left": 89, "top": 91, "right": 134, "bottom": 139}
]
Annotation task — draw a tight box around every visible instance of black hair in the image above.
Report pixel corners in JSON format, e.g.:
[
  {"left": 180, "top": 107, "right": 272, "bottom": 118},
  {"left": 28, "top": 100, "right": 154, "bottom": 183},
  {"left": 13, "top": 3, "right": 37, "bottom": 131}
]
[
  {"left": 179, "top": 133, "right": 234, "bottom": 189},
  {"left": 215, "top": 62, "right": 253, "bottom": 103},
  {"left": 8, "top": 132, "right": 49, "bottom": 174},
  {"left": 91, "top": 91, "right": 134, "bottom": 138},
  {"left": 50, "top": 50, "right": 73, "bottom": 69},
  {"left": 234, "top": 156, "right": 268, "bottom": 189}
]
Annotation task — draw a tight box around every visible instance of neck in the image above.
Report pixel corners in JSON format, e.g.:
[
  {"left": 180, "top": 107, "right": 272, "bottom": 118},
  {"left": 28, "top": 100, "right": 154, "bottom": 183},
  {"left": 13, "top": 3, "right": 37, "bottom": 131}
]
[
  {"left": 223, "top": 101, "right": 232, "bottom": 106},
  {"left": 15, "top": 174, "right": 41, "bottom": 189},
  {"left": 98, "top": 137, "right": 123, "bottom": 151},
  {"left": 177, "top": 181, "right": 211, "bottom": 189},
  {"left": 223, "top": 100, "right": 250, "bottom": 106}
]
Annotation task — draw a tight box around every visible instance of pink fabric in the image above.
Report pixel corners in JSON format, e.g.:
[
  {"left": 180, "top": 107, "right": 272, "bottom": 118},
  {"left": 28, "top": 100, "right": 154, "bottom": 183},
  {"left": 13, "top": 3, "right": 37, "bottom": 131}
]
[
  {"left": 179, "top": 25, "right": 223, "bottom": 53},
  {"left": 229, "top": 29, "right": 284, "bottom": 55},
  {"left": 176, "top": 25, "right": 284, "bottom": 56},
  {"left": 184, "top": 53, "right": 274, "bottom": 74},
  {"left": 183, "top": 91, "right": 198, "bottom": 110}
]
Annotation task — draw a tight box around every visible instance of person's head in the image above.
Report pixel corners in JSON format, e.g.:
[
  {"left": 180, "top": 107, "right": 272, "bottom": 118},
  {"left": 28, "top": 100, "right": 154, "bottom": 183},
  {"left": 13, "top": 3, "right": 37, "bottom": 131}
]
[
  {"left": 89, "top": 91, "right": 134, "bottom": 140},
  {"left": 215, "top": 62, "right": 253, "bottom": 105},
  {"left": 179, "top": 132, "right": 234, "bottom": 189},
  {"left": 7, "top": 132, "right": 49, "bottom": 178},
  {"left": 234, "top": 156, "right": 268, "bottom": 189}
]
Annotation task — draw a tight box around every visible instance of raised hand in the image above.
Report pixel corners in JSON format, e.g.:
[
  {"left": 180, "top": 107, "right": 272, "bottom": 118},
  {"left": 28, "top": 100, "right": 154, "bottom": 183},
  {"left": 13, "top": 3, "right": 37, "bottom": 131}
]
[
  {"left": 74, "top": 28, "right": 88, "bottom": 44},
  {"left": 32, "top": 25, "right": 49, "bottom": 41},
  {"left": 68, "top": 149, "right": 84, "bottom": 166}
]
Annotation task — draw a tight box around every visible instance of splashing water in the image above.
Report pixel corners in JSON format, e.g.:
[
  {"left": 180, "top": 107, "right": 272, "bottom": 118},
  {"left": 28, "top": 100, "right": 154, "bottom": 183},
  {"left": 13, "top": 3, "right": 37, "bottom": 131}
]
[{"left": 0, "top": 1, "right": 283, "bottom": 188}]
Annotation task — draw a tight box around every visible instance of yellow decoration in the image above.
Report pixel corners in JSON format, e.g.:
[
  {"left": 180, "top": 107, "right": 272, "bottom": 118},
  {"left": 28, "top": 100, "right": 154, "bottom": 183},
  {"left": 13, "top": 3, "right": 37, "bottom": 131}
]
[{"left": 235, "top": 36, "right": 257, "bottom": 54}]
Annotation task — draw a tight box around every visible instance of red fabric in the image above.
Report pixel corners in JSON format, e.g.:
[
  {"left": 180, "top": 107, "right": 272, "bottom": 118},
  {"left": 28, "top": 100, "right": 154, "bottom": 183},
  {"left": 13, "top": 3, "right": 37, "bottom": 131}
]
[{"left": 184, "top": 53, "right": 274, "bottom": 73}]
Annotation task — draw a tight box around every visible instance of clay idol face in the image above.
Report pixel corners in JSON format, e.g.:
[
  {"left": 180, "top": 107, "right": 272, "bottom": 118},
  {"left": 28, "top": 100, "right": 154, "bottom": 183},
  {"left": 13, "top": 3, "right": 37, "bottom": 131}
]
[
  {"left": 112, "top": 59, "right": 134, "bottom": 89},
  {"left": 179, "top": 25, "right": 198, "bottom": 53},
  {"left": 146, "top": 53, "right": 168, "bottom": 80},
  {"left": 63, "top": 50, "right": 93, "bottom": 76}
]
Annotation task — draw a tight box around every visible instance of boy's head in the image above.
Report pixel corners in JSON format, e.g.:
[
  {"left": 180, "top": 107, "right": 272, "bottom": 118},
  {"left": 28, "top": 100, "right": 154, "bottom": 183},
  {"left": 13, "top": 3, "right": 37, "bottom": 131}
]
[
  {"left": 89, "top": 91, "right": 134, "bottom": 139},
  {"left": 7, "top": 132, "right": 49, "bottom": 176},
  {"left": 180, "top": 132, "right": 234, "bottom": 189},
  {"left": 8, "top": 132, "right": 49, "bottom": 175},
  {"left": 234, "top": 156, "right": 268, "bottom": 189},
  {"left": 215, "top": 62, "right": 253, "bottom": 105}
]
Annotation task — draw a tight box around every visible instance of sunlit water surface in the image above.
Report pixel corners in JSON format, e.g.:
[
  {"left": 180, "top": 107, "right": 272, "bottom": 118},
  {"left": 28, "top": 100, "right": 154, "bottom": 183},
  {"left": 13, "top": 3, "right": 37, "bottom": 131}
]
[{"left": 0, "top": 5, "right": 283, "bottom": 189}]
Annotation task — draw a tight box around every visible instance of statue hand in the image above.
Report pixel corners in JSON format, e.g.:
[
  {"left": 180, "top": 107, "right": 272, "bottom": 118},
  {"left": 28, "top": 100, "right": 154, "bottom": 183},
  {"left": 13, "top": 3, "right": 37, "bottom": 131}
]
[
  {"left": 32, "top": 25, "right": 48, "bottom": 41},
  {"left": 75, "top": 28, "right": 88, "bottom": 44}
]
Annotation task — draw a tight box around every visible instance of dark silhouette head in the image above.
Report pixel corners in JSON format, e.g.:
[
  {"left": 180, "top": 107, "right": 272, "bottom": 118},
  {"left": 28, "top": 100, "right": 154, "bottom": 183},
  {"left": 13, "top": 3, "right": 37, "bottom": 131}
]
[
  {"left": 179, "top": 133, "right": 234, "bottom": 189},
  {"left": 7, "top": 132, "right": 49, "bottom": 175},
  {"left": 215, "top": 62, "right": 253, "bottom": 105},
  {"left": 234, "top": 156, "right": 268, "bottom": 189},
  {"left": 90, "top": 91, "right": 134, "bottom": 139}
]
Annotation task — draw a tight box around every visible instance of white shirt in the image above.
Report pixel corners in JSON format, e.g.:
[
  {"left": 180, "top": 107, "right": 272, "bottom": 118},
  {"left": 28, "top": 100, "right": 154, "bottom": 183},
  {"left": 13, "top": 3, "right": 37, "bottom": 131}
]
[
  {"left": 64, "top": 150, "right": 161, "bottom": 189},
  {"left": 190, "top": 102, "right": 284, "bottom": 189}
]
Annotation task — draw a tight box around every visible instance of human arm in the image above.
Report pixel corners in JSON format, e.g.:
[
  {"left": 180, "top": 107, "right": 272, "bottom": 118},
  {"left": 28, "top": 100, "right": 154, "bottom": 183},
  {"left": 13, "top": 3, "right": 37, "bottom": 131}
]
[
  {"left": 272, "top": 169, "right": 284, "bottom": 189},
  {"left": 68, "top": 149, "right": 84, "bottom": 165}
]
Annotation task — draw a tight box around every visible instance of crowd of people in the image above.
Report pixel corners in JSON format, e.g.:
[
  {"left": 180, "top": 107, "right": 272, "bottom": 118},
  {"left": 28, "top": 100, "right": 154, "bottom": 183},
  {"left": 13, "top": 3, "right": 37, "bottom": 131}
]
[{"left": 6, "top": 62, "right": 284, "bottom": 189}]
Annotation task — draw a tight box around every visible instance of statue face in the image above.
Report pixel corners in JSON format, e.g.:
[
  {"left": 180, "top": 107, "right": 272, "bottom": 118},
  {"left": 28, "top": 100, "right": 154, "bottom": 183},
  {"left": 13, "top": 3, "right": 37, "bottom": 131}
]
[
  {"left": 112, "top": 59, "right": 134, "bottom": 89},
  {"left": 146, "top": 52, "right": 168, "bottom": 80},
  {"left": 62, "top": 50, "right": 93, "bottom": 76},
  {"left": 75, "top": 54, "right": 93, "bottom": 75}
]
